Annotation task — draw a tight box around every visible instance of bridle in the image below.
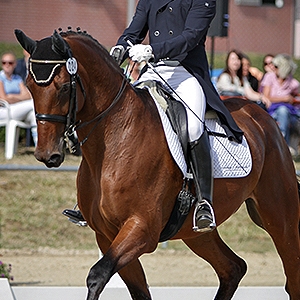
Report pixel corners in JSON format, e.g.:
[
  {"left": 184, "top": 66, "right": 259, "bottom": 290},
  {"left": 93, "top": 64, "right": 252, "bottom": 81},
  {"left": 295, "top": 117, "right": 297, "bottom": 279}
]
[
  {"left": 30, "top": 52, "right": 128, "bottom": 153},
  {"left": 30, "top": 56, "right": 86, "bottom": 152}
]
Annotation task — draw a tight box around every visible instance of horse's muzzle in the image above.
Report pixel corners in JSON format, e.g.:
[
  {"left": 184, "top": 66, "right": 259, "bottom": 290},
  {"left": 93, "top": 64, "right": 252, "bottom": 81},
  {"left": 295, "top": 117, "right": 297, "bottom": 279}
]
[{"left": 34, "top": 149, "right": 65, "bottom": 168}]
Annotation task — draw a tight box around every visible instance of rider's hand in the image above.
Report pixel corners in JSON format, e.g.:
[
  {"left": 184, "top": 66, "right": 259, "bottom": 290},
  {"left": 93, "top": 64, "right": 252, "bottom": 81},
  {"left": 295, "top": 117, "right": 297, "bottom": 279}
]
[
  {"left": 129, "top": 44, "right": 153, "bottom": 63},
  {"left": 110, "top": 45, "right": 125, "bottom": 65}
]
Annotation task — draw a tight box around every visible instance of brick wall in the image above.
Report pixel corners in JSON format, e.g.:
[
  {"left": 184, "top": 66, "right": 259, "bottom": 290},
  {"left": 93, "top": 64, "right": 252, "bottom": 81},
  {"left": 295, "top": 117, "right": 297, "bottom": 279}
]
[
  {"left": 207, "top": 0, "right": 294, "bottom": 55},
  {"left": 0, "top": 0, "right": 128, "bottom": 49},
  {"left": 0, "top": 0, "right": 295, "bottom": 56}
]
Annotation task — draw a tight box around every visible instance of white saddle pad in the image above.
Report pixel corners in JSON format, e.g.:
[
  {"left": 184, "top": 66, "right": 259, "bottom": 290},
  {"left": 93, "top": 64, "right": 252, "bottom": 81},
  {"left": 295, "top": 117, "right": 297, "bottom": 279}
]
[{"left": 141, "top": 84, "right": 252, "bottom": 179}]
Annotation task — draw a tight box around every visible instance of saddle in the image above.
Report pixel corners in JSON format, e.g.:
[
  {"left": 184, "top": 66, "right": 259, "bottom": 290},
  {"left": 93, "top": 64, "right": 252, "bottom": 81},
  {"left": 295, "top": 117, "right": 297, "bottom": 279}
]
[{"left": 135, "top": 80, "right": 252, "bottom": 241}]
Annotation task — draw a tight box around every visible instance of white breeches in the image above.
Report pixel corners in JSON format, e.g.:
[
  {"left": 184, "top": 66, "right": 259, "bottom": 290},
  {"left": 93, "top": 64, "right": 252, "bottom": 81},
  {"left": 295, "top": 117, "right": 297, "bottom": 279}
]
[{"left": 138, "top": 64, "right": 206, "bottom": 142}]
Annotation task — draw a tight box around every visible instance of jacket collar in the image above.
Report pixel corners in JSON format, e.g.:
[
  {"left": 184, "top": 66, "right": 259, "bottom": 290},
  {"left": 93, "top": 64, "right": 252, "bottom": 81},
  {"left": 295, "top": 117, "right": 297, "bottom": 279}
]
[{"left": 153, "top": 0, "right": 174, "bottom": 13}]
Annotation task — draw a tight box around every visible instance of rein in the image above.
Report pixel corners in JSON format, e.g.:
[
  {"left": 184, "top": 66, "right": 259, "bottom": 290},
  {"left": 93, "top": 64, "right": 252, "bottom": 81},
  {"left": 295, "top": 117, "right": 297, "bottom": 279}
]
[
  {"left": 30, "top": 56, "right": 86, "bottom": 152},
  {"left": 31, "top": 56, "right": 128, "bottom": 151},
  {"left": 76, "top": 75, "right": 128, "bottom": 146}
]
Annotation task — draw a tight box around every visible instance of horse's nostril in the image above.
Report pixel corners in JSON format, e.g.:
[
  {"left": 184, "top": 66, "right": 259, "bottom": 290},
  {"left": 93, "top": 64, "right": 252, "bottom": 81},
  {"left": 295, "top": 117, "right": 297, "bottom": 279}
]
[{"left": 45, "top": 153, "right": 64, "bottom": 168}]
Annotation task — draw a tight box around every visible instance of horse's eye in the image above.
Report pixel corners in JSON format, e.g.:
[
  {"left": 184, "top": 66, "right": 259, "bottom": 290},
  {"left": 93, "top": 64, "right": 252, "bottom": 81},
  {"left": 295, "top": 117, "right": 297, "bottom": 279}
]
[{"left": 60, "top": 83, "right": 70, "bottom": 94}]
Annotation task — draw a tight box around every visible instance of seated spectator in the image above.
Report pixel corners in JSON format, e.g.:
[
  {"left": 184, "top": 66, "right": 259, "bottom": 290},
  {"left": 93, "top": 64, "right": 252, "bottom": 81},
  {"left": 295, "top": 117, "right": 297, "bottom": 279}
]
[
  {"left": 241, "top": 53, "right": 267, "bottom": 110},
  {"left": 261, "top": 54, "right": 299, "bottom": 146},
  {"left": 14, "top": 49, "right": 30, "bottom": 83},
  {"left": 241, "top": 53, "right": 264, "bottom": 87},
  {"left": 241, "top": 53, "right": 259, "bottom": 91},
  {"left": 0, "top": 52, "right": 37, "bottom": 146},
  {"left": 262, "top": 54, "right": 276, "bottom": 76},
  {"left": 216, "top": 50, "right": 271, "bottom": 108}
]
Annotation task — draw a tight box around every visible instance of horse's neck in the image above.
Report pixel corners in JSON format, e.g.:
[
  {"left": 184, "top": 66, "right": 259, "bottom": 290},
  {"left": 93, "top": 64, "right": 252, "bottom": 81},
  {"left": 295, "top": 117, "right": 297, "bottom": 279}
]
[{"left": 78, "top": 86, "right": 158, "bottom": 167}]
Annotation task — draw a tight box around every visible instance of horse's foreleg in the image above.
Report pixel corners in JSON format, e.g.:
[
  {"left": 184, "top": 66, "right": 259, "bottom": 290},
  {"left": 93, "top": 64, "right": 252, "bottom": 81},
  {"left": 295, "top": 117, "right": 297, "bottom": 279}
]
[
  {"left": 86, "top": 219, "right": 154, "bottom": 300},
  {"left": 183, "top": 230, "right": 247, "bottom": 300}
]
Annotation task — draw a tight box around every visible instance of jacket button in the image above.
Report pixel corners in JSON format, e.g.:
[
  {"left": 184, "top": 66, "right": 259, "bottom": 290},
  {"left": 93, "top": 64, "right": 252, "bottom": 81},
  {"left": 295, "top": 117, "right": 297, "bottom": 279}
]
[
  {"left": 169, "top": 30, "right": 173, "bottom": 35},
  {"left": 169, "top": 6, "right": 173, "bottom": 12},
  {"left": 154, "top": 30, "right": 160, "bottom": 36}
]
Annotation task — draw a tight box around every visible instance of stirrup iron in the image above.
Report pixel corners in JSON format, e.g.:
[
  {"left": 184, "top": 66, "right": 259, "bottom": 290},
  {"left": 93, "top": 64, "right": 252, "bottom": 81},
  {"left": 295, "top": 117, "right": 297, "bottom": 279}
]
[{"left": 192, "top": 199, "right": 216, "bottom": 233}]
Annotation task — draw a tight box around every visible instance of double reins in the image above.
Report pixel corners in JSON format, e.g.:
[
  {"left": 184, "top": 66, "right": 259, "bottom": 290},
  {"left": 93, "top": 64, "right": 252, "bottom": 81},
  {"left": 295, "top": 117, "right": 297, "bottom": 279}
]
[
  {"left": 31, "top": 48, "right": 128, "bottom": 152},
  {"left": 31, "top": 56, "right": 86, "bottom": 152}
]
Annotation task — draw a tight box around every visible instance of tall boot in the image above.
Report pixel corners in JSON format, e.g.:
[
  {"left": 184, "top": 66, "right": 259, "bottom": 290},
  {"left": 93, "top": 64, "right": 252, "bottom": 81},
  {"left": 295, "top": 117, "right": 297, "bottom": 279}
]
[{"left": 189, "top": 130, "right": 216, "bottom": 232}]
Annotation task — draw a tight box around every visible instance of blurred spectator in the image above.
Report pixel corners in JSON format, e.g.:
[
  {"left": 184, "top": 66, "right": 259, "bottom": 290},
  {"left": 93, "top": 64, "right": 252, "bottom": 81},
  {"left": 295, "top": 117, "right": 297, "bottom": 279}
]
[
  {"left": 262, "top": 54, "right": 276, "bottom": 75},
  {"left": 14, "top": 49, "right": 30, "bottom": 83},
  {"left": 241, "top": 54, "right": 259, "bottom": 92},
  {"left": 216, "top": 50, "right": 271, "bottom": 108},
  {"left": 241, "top": 53, "right": 267, "bottom": 110},
  {"left": 261, "top": 54, "right": 299, "bottom": 147},
  {"left": 0, "top": 52, "right": 37, "bottom": 146}
]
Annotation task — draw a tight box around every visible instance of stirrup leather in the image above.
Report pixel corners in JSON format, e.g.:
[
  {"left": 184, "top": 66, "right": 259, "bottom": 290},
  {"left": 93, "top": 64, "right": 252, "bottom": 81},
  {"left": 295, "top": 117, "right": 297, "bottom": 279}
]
[{"left": 192, "top": 199, "right": 216, "bottom": 233}]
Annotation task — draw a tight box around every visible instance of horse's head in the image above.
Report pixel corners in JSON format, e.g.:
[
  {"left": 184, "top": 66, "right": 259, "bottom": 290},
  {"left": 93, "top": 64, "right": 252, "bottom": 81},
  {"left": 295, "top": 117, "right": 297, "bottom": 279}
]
[{"left": 15, "top": 29, "right": 87, "bottom": 167}]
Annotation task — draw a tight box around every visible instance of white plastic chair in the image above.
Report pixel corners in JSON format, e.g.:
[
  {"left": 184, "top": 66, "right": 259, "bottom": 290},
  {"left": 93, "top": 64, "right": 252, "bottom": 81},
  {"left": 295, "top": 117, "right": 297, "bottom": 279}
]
[{"left": 0, "top": 99, "right": 32, "bottom": 159}]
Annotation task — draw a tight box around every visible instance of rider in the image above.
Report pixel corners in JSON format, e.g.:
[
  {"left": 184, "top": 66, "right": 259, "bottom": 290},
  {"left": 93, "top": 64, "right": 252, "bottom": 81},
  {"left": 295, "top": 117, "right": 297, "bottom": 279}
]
[
  {"left": 64, "top": 0, "right": 243, "bottom": 232},
  {"left": 109, "top": 0, "right": 243, "bottom": 232}
]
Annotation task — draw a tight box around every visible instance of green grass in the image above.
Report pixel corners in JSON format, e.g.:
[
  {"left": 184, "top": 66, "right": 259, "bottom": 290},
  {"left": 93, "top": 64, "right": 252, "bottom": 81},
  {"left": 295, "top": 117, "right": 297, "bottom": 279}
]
[
  {"left": 0, "top": 146, "right": 278, "bottom": 254},
  {"left": 0, "top": 41, "right": 297, "bottom": 254}
]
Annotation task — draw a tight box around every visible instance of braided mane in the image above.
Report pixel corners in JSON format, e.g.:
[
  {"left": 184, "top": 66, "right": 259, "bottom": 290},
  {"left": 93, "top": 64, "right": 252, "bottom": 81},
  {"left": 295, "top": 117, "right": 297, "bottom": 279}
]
[{"left": 58, "top": 27, "right": 124, "bottom": 75}]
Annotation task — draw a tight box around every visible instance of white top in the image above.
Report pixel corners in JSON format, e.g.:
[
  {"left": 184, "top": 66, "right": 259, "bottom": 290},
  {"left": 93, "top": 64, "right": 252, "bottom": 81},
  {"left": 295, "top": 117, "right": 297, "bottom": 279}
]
[{"left": 216, "top": 73, "right": 250, "bottom": 96}]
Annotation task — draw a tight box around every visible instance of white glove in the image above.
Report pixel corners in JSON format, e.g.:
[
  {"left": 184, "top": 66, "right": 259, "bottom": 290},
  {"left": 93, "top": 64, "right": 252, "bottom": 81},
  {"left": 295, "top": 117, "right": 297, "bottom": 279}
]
[
  {"left": 110, "top": 45, "right": 125, "bottom": 65},
  {"left": 129, "top": 44, "right": 153, "bottom": 63}
]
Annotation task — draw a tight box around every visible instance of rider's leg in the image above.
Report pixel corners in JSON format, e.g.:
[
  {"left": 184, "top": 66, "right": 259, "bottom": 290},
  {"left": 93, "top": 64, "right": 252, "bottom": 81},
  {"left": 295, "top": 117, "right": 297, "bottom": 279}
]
[
  {"left": 189, "top": 131, "right": 216, "bottom": 232},
  {"left": 173, "top": 72, "right": 215, "bottom": 232}
]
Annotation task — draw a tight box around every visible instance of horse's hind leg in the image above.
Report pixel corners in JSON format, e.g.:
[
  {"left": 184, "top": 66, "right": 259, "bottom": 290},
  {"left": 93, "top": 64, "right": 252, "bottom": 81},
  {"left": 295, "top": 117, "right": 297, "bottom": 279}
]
[
  {"left": 118, "top": 259, "right": 151, "bottom": 300},
  {"left": 183, "top": 229, "right": 247, "bottom": 300},
  {"left": 248, "top": 183, "right": 300, "bottom": 300},
  {"left": 251, "top": 192, "right": 300, "bottom": 300}
]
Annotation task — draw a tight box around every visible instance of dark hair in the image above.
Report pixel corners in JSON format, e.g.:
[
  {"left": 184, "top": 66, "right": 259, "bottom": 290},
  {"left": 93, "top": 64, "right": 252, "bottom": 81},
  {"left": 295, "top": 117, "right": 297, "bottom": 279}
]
[
  {"left": 222, "top": 49, "right": 244, "bottom": 86},
  {"left": 262, "top": 53, "right": 274, "bottom": 71}
]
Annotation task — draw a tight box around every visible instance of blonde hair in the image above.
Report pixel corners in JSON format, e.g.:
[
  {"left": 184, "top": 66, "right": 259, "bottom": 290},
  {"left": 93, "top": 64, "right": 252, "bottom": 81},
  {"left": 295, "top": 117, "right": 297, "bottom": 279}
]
[{"left": 272, "top": 54, "right": 297, "bottom": 79}]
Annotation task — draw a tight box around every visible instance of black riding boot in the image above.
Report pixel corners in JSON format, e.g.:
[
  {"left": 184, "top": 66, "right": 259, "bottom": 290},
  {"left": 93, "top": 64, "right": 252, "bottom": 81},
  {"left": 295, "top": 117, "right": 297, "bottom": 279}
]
[
  {"left": 62, "top": 208, "right": 87, "bottom": 227},
  {"left": 189, "top": 131, "right": 216, "bottom": 232}
]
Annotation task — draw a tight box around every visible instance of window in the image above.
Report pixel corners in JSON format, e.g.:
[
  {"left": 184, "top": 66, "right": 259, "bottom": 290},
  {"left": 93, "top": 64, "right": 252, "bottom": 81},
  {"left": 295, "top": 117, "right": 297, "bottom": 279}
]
[{"left": 235, "top": 0, "right": 284, "bottom": 7}]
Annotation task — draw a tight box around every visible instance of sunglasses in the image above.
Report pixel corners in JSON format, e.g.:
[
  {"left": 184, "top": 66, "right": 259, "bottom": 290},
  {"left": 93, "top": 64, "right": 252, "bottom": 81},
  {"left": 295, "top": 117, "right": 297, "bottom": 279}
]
[
  {"left": 264, "top": 62, "right": 273, "bottom": 66},
  {"left": 2, "top": 61, "right": 15, "bottom": 65}
]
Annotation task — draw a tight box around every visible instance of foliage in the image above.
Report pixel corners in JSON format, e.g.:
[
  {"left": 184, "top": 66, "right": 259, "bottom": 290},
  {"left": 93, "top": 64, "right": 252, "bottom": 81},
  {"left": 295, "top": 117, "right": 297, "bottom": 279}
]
[
  {"left": 0, "top": 43, "right": 23, "bottom": 61},
  {"left": 0, "top": 261, "right": 13, "bottom": 281}
]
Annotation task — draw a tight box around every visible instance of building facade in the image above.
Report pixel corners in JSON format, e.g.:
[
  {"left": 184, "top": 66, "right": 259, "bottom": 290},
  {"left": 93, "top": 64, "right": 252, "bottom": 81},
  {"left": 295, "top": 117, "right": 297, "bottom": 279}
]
[{"left": 0, "top": 0, "right": 299, "bottom": 57}]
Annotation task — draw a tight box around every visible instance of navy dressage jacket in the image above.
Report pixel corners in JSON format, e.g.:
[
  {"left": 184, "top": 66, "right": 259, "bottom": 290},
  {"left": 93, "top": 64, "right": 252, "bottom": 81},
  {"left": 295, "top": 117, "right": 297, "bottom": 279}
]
[{"left": 117, "top": 0, "right": 243, "bottom": 143}]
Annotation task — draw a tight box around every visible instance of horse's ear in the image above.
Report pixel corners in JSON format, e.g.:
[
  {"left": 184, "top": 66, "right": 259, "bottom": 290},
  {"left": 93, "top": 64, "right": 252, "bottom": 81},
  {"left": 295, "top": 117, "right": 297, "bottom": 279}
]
[
  {"left": 14, "top": 29, "right": 37, "bottom": 55},
  {"left": 52, "top": 30, "right": 72, "bottom": 58}
]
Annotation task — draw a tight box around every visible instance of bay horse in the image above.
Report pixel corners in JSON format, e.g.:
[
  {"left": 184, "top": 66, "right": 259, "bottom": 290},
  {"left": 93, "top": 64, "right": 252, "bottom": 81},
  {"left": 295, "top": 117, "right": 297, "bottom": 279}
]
[{"left": 15, "top": 28, "right": 300, "bottom": 300}]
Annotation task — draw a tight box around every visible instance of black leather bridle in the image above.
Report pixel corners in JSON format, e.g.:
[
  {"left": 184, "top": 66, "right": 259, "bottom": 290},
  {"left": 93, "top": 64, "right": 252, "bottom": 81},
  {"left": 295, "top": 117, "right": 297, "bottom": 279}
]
[
  {"left": 30, "top": 56, "right": 86, "bottom": 152},
  {"left": 30, "top": 55, "right": 128, "bottom": 151}
]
